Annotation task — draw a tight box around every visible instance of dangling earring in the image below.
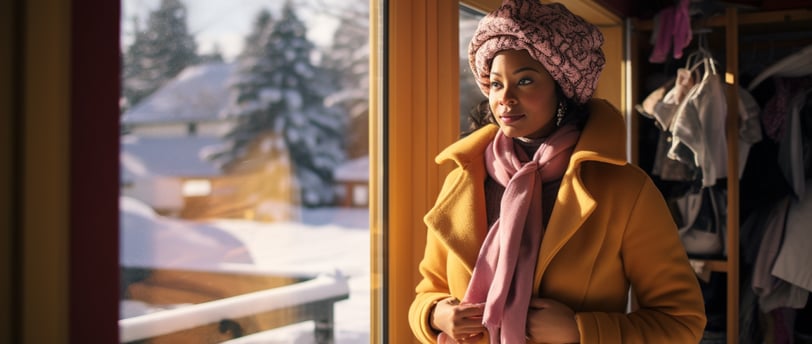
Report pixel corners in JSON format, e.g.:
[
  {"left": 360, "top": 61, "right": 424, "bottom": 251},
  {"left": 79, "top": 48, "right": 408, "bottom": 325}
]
[{"left": 555, "top": 101, "right": 567, "bottom": 127}]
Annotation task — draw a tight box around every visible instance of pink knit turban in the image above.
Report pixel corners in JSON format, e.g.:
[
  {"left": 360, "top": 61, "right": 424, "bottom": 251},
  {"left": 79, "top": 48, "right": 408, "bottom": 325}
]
[{"left": 468, "top": 0, "right": 606, "bottom": 104}]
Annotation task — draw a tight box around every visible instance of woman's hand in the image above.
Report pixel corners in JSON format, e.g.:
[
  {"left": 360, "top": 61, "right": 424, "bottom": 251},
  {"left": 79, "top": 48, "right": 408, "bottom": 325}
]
[
  {"left": 431, "top": 297, "right": 486, "bottom": 343},
  {"left": 526, "top": 298, "right": 580, "bottom": 343}
]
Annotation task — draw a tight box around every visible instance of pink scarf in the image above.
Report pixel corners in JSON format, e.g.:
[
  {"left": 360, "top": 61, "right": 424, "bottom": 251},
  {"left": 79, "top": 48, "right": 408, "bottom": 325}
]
[{"left": 441, "top": 125, "right": 579, "bottom": 343}]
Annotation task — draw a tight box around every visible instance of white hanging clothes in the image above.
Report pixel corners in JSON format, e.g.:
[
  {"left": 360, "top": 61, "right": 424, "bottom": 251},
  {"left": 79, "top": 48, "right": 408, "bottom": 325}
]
[
  {"left": 638, "top": 60, "right": 762, "bottom": 185},
  {"left": 777, "top": 89, "right": 812, "bottom": 200},
  {"left": 668, "top": 56, "right": 728, "bottom": 187},
  {"left": 748, "top": 43, "right": 812, "bottom": 91},
  {"left": 772, "top": 181, "right": 812, "bottom": 296}
]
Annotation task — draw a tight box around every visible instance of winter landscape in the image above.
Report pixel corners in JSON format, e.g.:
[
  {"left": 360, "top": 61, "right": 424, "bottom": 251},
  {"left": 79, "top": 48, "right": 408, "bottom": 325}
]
[{"left": 120, "top": 0, "right": 373, "bottom": 342}]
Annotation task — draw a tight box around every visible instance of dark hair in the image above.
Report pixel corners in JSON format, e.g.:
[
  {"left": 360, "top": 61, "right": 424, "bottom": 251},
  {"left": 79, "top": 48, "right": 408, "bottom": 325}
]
[
  {"left": 461, "top": 84, "right": 589, "bottom": 138},
  {"left": 461, "top": 99, "right": 497, "bottom": 137}
]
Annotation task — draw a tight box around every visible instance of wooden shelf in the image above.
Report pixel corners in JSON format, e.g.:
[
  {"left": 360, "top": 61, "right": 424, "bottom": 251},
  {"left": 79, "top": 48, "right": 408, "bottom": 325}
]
[{"left": 632, "top": 8, "right": 812, "bottom": 31}]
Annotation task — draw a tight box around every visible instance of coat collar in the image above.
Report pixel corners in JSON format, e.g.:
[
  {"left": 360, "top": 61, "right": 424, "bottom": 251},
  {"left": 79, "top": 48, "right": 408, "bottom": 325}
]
[{"left": 427, "top": 99, "right": 628, "bottom": 273}]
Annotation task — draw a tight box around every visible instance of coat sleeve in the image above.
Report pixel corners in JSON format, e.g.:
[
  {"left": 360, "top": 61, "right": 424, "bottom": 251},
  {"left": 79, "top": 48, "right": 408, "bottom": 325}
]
[
  {"left": 409, "top": 227, "right": 453, "bottom": 344},
  {"left": 575, "top": 177, "right": 707, "bottom": 343}
]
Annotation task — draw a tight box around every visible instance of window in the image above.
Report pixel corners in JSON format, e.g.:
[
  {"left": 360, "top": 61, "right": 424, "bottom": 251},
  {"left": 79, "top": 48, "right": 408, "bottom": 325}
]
[
  {"left": 459, "top": 5, "right": 487, "bottom": 134},
  {"left": 118, "top": 1, "right": 373, "bottom": 342}
]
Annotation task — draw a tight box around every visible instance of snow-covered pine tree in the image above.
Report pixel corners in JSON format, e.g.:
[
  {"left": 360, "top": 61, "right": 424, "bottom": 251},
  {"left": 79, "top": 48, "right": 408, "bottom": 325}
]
[
  {"left": 122, "top": 0, "right": 198, "bottom": 109},
  {"left": 217, "top": 2, "right": 345, "bottom": 207},
  {"left": 207, "top": 9, "right": 274, "bottom": 167},
  {"left": 320, "top": 2, "right": 369, "bottom": 159}
]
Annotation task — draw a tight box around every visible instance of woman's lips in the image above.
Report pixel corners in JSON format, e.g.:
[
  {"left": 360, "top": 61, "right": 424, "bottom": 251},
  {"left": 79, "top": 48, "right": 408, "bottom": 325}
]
[{"left": 499, "top": 114, "right": 525, "bottom": 124}]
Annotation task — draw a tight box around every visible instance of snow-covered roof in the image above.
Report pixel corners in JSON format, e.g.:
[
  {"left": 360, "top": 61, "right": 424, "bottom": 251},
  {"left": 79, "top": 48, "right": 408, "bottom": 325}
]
[
  {"left": 122, "top": 62, "right": 235, "bottom": 124},
  {"left": 121, "top": 135, "right": 223, "bottom": 179},
  {"left": 334, "top": 156, "right": 368, "bottom": 182}
]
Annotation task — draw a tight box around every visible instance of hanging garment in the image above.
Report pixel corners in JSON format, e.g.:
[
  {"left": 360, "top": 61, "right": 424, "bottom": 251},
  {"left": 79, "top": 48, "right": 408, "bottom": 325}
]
[
  {"left": 637, "top": 78, "right": 672, "bottom": 120},
  {"left": 645, "top": 68, "right": 699, "bottom": 181},
  {"left": 748, "top": 43, "right": 812, "bottom": 91},
  {"left": 639, "top": 66, "right": 761, "bottom": 183},
  {"left": 649, "top": 0, "right": 692, "bottom": 63},
  {"left": 673, "top": 186, "right": 727, "bottom": 258},
  {"left": 762, "top": 77, "right": 812, "bottom": 142},
  {"left": 778, "top": 89, "right": 812, "bottom": 200},
  {"left": 668, "top": 56, "right": 728, "bottom": 187},
  {"left": 736, "top": 86, "right": 764, "bottom": 178},
  {"left": 772, "top": 180, "right": 812, "bottom": 295},
  {"left": 752, "top": 197, "right": 808, "bottom": 313},
  {"left": 650, "top": 68, "right": 696, "bottom": 130}
]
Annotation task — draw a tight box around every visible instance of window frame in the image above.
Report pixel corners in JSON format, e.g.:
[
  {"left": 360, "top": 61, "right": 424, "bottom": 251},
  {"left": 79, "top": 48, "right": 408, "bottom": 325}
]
[{"left": 379, "top": 0, "right": 499, "bottom": 341}]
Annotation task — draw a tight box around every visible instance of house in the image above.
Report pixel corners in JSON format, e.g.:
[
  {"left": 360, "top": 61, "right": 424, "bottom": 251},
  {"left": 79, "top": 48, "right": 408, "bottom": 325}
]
[
  {"left": 121, "top": 62, "right": 237, "bottom": 138},
  {"left": 119, "top": 62, "right": 300, "bottom": 221},
  {"left": 333, "top": 155, "right": 369, "bottom": 208}
]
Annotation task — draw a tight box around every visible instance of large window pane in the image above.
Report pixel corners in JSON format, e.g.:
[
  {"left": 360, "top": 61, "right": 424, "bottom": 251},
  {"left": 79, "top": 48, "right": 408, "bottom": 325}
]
[
  {"left": 118, "top": 1, "right": 371, "bottom": 342},
  {"left": 459, "top": 5, "right": 486, "bottom": 134}
]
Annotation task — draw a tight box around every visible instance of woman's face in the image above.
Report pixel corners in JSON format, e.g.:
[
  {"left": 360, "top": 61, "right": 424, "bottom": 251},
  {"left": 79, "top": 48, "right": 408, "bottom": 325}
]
[{"left": 488, "top": 49, "right": 558, "bottom": 139}]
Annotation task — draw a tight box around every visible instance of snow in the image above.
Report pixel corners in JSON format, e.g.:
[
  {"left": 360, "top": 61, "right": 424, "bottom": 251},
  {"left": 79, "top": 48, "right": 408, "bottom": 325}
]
[
  {"left": 120, "top": 196, "right": 253, "bottom": 270},
  {"left": 120, "top": 196, "right": 371, "bottom": 343},
  {"left": 122, "top": 62, "right": 235, "bottom": 124}
]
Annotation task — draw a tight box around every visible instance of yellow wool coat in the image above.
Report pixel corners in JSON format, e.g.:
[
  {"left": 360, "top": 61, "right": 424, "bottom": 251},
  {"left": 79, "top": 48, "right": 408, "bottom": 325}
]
[{"left": 409, "top": 99, "right": 706, "bottom": 343}]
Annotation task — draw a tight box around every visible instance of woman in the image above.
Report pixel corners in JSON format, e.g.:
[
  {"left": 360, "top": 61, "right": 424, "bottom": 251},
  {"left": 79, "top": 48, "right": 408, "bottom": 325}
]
[{"left": 408, "top": 1, "right": 707, "bottom": 343}]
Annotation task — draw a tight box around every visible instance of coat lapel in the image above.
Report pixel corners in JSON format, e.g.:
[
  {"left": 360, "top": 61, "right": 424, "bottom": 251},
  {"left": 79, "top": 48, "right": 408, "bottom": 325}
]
[
  {"left": 533, "top": 166, "right": 596, "bottom": 285},
  {"left": 423, "top": 167, "right": 488, "bottom": 274},
  {"left": 533, "top": 99, "right": 628, "bottom": 287},
  {"left": 424, "top": 125, "right": 497, "bottom": 273}
]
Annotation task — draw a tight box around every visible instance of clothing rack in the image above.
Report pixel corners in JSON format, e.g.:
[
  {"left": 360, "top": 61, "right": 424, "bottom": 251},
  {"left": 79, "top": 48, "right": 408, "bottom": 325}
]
[{"left": 632, "top": 7, "right": 812, "bottom": 344}]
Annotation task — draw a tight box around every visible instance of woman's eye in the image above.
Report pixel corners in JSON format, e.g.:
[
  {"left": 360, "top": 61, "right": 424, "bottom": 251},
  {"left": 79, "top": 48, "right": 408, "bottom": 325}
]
[
  {"left": 518, "top": 78, "right": 533, "bottom": 85},
  {"left": 490, "top": 81, "right": 502, "bottom": 89}
]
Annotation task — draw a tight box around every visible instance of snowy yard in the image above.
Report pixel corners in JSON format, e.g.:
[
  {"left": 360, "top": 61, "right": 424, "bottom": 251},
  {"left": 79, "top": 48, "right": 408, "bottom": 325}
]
[{"left": 121, "top": 196, "right": 372, "bottom": 343}]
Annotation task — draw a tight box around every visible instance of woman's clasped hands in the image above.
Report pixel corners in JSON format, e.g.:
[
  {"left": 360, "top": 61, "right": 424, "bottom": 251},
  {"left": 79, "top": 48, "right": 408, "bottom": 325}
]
[
  {"left": 432, "top": 296, "right": 580, "bottom": 344},
  {"left": 431, "top": 297, "right": 486, "bottom": 343}
]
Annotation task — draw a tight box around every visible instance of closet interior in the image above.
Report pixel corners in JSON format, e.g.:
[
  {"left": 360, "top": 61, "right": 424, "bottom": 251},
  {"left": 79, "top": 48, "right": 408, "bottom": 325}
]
[{"left": 631, "top": 2, "right": 812, "bottom": 344}]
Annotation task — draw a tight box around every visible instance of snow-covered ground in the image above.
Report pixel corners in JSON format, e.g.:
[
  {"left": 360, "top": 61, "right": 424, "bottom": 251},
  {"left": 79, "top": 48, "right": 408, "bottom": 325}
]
[
  {"left": 121, "top": 196, "right": 372, "bottom": 343},
  {"left": 213, "top": 209, "right": 371, "bottom": 344}
]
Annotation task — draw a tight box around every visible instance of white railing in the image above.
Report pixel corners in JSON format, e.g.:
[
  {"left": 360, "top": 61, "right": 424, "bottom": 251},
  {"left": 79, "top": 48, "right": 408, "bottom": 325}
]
[{"left": 119, "top": 272, "right": 349, "bottom": 343}]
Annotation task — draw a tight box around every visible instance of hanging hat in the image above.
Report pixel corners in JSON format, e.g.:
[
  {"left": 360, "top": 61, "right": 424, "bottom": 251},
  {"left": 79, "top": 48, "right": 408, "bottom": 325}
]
[{"left": 468, "top": 0, "right": 606, "bottom": 104}]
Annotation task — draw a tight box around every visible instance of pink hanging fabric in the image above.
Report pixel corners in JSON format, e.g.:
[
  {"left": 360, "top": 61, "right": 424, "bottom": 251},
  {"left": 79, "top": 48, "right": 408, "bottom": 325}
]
[{"left": 649, "top": 0, "right": 692, "bottom": 63}]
